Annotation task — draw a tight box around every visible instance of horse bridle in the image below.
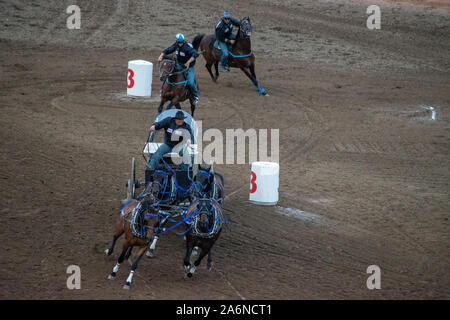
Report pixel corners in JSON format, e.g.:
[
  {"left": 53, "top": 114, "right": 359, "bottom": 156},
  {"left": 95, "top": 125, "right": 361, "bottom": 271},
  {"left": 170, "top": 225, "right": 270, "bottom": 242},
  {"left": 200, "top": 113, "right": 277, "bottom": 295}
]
[
  {"left": 150, "top": 170, "right": 170, "bottom": 200},
  {"left": 159, "top": 58, "right": 187, "bottom": 80},
  {"left": 159, "top": 59, "right": 176, "bottom": 80},
  {"left": 193, "top": 198, "right": 221, "bottom": 238},
  {"left": 193, "top": 169, "right": 215, "bottom": 197},
  {"left": 239, "top": 18, "right": 252, "bottom": 39}
]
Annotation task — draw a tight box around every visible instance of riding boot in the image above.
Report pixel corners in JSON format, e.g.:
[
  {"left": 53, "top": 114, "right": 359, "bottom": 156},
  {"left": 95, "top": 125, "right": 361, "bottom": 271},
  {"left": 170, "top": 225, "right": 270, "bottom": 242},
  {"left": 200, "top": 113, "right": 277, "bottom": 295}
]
[{"left": 221, "top": 63, "right": 230, "bottom": 72}]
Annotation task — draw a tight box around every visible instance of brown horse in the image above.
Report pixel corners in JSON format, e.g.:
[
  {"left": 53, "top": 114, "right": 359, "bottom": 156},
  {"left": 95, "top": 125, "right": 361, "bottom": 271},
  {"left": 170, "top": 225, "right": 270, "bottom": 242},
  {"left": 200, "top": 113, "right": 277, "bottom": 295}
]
[
  {"left": 183, "top": 198, "right": 224, "bottom": 278},
  {"left": 105, "top": 192, "right": 159, "bottom": 290},
  {"left": 158, "top": 57, "right": 199, "bottom": 116},
  {"left": 192, "top": 17, "right": 268, "bottom": 96}
]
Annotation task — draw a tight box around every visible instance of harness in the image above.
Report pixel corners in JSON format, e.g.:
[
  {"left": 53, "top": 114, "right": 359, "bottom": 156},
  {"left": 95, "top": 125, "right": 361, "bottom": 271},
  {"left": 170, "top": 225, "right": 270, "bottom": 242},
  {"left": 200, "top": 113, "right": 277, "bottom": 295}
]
[
  {"left": 145, "top": 158, "right": 196, "bottom": 206},
  {"left": 191, "top": 169, "right": 224, "bottom": 204},
  {"left": 126, "top": 202, "right": 160, "bottom": 240},
  {"left": 151, "top": 168, "right": 176, "bottom": 205},
  {"left": 161, "top": 159, "right": 193, "bottom": 201},
  {"left": 191, "top": 169, "right": 212, "bottom": 195},
  {"left": 160, "top": 60, "right": 188, "bottom": 86},
  {"left": 119, "top": 155, "right": 226, "bottom": 238},
  {"left": 190, "top": 198, "right": 224, "bottom": 238}
]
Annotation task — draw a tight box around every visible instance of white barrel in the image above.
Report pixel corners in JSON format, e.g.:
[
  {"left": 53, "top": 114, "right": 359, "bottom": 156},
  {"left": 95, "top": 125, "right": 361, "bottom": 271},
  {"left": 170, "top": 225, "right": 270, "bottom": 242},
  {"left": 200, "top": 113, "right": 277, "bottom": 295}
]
[
  {"left": 249, "top": 162, "right": 279, "bottom": 205},
  {"left": 127, "top": 60, "right": 153, "bottom": 97}
]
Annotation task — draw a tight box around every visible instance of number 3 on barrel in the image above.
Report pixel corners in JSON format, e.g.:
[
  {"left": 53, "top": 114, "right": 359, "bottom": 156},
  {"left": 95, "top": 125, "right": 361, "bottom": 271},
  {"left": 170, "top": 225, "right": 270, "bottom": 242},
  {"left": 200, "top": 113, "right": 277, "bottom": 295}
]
[
  {"left": 127, "top": 68, "right": 135, "bottom": 89},
  {"left": 250, "top": 171, "right": 257, "bottom": 193}
]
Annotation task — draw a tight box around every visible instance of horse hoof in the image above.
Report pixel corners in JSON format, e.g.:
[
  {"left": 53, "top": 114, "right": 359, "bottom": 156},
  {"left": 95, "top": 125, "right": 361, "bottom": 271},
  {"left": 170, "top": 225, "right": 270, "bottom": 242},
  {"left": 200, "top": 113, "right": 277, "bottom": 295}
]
[
  {"left": 207, "top": 263, "right": 212, "bottom": 271},
  {"left": 123, "top": 283, "right": 131, "bottom": 290},
  {"left": 146, "top": 249, "right": 154, "bottom": 258},
  {"left": 108, "top": 273, "right": 116, "bottom": 280},
  {"left": 105, "top": 249, "right": 111, "bottom": 256},
  {"left": 187, "top": 272, "right": 193, "bottom": 278}
]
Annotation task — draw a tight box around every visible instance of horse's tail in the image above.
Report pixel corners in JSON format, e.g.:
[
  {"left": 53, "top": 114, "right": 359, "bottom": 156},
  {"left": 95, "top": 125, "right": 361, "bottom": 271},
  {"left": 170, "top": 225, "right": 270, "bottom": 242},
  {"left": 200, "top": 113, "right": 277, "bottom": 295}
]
[{"left": 192, "top": 34, "right": 204, "bottom": 51}]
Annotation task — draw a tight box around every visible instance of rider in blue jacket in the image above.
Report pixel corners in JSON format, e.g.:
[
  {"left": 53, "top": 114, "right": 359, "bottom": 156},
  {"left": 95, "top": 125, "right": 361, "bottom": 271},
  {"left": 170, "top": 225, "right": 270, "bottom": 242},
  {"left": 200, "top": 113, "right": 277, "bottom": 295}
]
[
  {"left": 158, "top": 34, "right": 199, "bottom": 105},
  {"left": 215, "top": 11, "right": 241, "bottom": 71}
]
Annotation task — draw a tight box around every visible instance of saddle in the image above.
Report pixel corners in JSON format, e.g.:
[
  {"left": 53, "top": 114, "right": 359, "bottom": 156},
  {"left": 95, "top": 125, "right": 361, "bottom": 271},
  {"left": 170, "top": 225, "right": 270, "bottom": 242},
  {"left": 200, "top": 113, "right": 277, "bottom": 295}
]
[
  {"left": 211, "top": 37, "right": 237, "bottom": 68},
  {"left": 211, "top": 38, "right": 232, "bottom": 56}
]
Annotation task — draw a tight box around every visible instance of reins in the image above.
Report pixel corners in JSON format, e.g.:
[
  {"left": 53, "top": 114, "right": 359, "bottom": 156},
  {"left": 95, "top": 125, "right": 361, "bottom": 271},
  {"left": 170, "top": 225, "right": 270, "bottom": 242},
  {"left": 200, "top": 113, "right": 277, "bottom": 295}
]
[
  {"left": 227, "top": 20, "right": 253, "bottom": 59},
  {"left": 159, "top": 59, "right": 188, "bottom": 86}
]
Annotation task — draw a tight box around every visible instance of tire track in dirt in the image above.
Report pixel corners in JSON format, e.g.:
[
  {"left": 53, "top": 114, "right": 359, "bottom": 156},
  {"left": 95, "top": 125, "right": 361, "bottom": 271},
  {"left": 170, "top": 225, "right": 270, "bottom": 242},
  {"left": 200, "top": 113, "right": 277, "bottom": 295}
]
[
  {"left": 273, "top": 86, "right": 445, "bottom": 262},
  {"left": 225, "top": 85, "right": 327, "bottom": 199},
  {"left": 84, "top": 0, "right": 130, "bottom": 45},
  {"left": 222, "top": 85, "right": 441, "bottom": 279}
]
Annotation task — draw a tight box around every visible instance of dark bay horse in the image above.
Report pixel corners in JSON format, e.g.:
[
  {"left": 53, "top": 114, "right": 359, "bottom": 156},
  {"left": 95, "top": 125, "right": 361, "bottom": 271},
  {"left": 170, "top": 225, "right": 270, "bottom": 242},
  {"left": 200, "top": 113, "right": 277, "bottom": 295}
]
[
  {"left": 158, "top": 57, "right": 199, "bottom": 116},
  {"left": 183, "top": 198, "right": 224, "bottom": 278},
  {"left": 183, "top": 165, "right": 226, "bottom": 278},
  {"left": 192, "top": 164, "right": 225, "bottom": 205},
  {"left": 105, "top": 194, "right": 159, "bottom": 290},
  {"left": 192, "top": 17, "right": 268, "bottom": 96}
]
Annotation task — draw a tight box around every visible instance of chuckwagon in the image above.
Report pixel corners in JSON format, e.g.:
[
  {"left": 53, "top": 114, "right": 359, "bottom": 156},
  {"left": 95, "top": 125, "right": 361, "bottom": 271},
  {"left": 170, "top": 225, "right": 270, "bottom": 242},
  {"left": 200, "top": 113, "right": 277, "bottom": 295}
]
[{"left": 123, "top": 109, "right": 199, "bottom": 217}]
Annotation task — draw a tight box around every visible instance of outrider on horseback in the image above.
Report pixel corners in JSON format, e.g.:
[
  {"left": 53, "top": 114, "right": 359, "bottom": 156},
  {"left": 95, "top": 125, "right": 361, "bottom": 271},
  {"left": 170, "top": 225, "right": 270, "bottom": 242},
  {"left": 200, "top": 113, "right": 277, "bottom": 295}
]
[
  {"left": 192, "top": 11, "right": 268, "bottom": 96},
  {"left": 157, "top": 33, "right": 200, "bottom": 116}
]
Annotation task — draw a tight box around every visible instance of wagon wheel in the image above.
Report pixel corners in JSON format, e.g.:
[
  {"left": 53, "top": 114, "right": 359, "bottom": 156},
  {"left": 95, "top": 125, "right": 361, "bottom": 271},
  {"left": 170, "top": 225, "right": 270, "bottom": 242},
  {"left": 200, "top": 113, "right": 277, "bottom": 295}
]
[
  {"left": 128, "top": 157, "right": 136, "bottom": 198},
  {"left": 122, "top": 157, "right": 136, "bottom": 204}
]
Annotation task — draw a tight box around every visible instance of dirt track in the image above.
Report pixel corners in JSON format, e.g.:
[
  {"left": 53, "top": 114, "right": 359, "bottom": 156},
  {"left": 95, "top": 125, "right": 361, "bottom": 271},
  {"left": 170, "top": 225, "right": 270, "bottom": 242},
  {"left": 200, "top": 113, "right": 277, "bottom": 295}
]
[{"left": 0, "top": 0, "right": 449, "bottom": 299}]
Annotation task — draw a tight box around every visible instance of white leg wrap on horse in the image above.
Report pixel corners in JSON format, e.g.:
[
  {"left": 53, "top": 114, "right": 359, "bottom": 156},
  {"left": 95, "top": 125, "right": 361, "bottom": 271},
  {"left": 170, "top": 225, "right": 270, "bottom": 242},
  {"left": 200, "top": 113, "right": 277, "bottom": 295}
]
[
  {"left": 190, "top": 266, "right": 196, "bottom": 274},
  {"left": 113, "top": 263, "right": 120, "bottom": 273},
  {"left": 150, "top": 237, "right": 158, "bottom": 250},
  {"left": 126, "top": 271, "right": 134, "bottom": 283}
]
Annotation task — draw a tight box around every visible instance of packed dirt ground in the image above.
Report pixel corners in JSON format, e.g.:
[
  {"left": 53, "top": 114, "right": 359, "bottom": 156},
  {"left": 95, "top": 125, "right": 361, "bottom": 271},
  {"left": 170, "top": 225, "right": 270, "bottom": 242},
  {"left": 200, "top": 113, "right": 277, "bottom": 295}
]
[{"left": 0, "top": 0, "right": 449, "bottom": 299}]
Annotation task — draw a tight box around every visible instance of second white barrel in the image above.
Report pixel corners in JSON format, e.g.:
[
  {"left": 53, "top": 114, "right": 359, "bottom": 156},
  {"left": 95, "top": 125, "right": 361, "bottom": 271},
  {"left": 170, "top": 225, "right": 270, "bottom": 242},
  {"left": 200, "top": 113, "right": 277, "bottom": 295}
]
[{"left": 249, "top": 161, "right": 279, "bottom": 205}]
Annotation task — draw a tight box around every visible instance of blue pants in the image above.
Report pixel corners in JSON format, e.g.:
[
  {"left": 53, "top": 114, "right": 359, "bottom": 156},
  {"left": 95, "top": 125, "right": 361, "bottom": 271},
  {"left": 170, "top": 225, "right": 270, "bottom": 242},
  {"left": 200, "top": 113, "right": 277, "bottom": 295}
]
[
  {"left": 218, "top": 34, "right": 236, "bottom": 67},
  {"left": 148, "top": 143, "right": 190, "bottom": 170},
  {"left": 148, "top": 143, "right": 172, "bottom": 169},
  {"left": 186, "top": 66, "right": 198, "bottom": 98},
  {"left": 218, "top": 41, "right": 229, "bottom": 67}
]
